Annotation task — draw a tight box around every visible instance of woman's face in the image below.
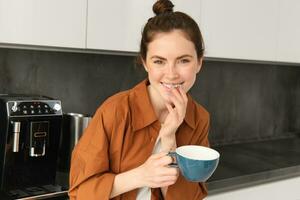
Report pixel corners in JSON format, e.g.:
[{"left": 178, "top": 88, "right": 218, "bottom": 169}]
[{"left": 143, "top": 29, "right": 202, "bottom": 104}]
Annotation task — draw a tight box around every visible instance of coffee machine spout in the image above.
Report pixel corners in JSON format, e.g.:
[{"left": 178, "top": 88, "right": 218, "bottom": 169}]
[
  {"left": 29, "top": 121, "right": 49, "bottom": 157},
  {"left": 30, "top": 145, "right": 46, "bottom": 157},
  {"left": 12, "top": 121, "right": 21, "bottom": 153}
]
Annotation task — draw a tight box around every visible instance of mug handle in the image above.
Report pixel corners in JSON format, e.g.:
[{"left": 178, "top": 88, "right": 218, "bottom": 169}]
[{"left": 167, "top": 152, "right": 178, "bottom": 168}]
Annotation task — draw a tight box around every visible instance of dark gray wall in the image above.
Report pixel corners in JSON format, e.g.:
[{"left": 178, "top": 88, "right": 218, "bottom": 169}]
[
  {"left": 0, "top": 48, "right": 300, "bottom": 145},
  {"left": 192, "top": 61, "right": 300, "bottom": 145}
]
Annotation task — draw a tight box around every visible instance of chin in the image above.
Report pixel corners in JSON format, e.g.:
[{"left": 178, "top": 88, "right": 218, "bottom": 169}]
[{"left": 161, "top": 94, "right": 173, "bottom": 105}]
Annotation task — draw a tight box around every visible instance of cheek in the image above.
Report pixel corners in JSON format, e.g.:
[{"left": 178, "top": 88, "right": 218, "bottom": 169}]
[
  {"left": 181, "top": 70, "right": 197, "bottom": 91},
  {"left": 185, "top": 75, "right": 196, "bottom": 89},
  {"left": 181, "top": 68, "right": 197, "bottom": 81},
  {"left": 147, "top": 69, "right": 163, "bottom": 80}
]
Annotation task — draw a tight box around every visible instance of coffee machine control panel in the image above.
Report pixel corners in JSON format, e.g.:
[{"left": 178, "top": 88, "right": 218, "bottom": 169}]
[{"left": 6, "top": 100, "right": 62, "bottom": 116}]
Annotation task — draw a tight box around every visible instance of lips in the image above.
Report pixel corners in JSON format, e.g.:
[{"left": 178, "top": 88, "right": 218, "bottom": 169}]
[{"left": 161, "top": 82, "right": 184, "bottom": 89}]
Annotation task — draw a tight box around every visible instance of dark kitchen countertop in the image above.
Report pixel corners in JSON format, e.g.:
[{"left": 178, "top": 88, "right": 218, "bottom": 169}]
[{"left": 206, "top": 136, "right": 300, "bottom": 194}]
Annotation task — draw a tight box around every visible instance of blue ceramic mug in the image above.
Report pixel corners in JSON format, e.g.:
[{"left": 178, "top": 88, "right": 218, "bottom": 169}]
[{"left": 168, "top": 145, "right": 220, "bottom": 182}]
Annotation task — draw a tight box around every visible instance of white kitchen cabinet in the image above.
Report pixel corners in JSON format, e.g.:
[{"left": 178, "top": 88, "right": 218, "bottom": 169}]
[
  {"left": 277, "top": 0, "right": 300, "bottom": 63},
  {"left": 87, "top": 0, "right": 202, "bottom": 52},
  {"left": 0, "top": 0, "right": 87, "bottom": 48},
  {"left": 200, "top": 0, "right": 279, "bottom": 62},
  {"left": 205, "top": 176, "right": 300, "bottom": 200}
]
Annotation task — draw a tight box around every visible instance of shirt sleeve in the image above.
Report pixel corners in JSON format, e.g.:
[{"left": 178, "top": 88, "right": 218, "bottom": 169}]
[{"left": 68, "top": 108, "right": 116, "bottom": 200}]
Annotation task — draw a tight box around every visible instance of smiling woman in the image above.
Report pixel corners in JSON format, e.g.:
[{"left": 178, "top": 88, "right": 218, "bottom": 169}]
[
  {"left": 144, "top": 30, "right": 202, "bottom": 108},
  {"left": 68, "top": 0, "right": 210, "bottom": 200}
]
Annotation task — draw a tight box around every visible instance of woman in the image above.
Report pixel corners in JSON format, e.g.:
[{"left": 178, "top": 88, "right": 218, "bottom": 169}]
[{"left": 69, "top": 0, "right": 210, "bottom": 199}]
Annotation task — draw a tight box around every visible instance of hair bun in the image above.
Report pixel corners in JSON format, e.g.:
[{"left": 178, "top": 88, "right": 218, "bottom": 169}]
[{"left": 153, "top": 0, "right": 174, "bottom": 15}]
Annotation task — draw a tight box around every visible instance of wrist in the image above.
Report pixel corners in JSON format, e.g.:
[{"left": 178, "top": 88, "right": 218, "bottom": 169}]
[
  {"left": 111, "top": 167, "right": 144, "bottom": 198},
  {"left": 132, "top": 165, "right": 146, "bottom": 188},
  {"left": 159, "top": 135, "right": 177, "bottom": 152},
  {"left": 159, "top": 126, "right": 176, "bottom": 138}
]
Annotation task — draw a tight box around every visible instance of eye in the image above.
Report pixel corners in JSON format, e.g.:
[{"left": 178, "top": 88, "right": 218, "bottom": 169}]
[
  {"left": 153, "top": 60, "right": 164, "bottom": 65},
  {"left": 179, "top": 59, "right": 191, "bottom": 64}
]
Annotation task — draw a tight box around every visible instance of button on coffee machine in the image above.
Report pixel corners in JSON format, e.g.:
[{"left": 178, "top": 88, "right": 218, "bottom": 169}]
[{"left": 0, "top": 94, "right": 63, "bottom": 199}]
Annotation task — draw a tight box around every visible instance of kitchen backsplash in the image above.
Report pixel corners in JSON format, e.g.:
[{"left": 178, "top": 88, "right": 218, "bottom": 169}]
[{"left": 0, "top": 48, "right": 299, "bottom": 146}]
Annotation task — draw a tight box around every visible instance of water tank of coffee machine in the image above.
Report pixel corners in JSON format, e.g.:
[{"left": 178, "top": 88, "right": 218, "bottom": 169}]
[{"left": 0, "top": 94, "right": 63, "bottom": 199}]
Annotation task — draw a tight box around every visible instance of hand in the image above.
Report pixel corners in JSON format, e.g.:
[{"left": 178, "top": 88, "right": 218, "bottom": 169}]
[
  {"left": 161, "top": 86, "right": 188, "bottom": 137},
  {"left": 137, "top": 152, "right": 179, "bottom": 188}
]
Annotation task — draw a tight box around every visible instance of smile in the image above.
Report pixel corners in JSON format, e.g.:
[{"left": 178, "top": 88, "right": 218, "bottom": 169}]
[{"left": 161, "top": 82, "right": 184, "bottom": 89}]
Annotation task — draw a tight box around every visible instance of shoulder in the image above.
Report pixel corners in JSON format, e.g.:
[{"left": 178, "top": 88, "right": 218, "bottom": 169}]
[
  {"left": 102, "top": 90, "right": 130, "bottom": 109},
  {"left": 95, "top": 80, "right": 147, "bottom": 116},
  {"left": 96, "top": 90, "right": 132, "bottom": 119},
  {"left": 189, "top": 98, "right": 210, "bottom": 146},
  {"left": 90, "top": 90, "right": 134, "bottom": 141}
]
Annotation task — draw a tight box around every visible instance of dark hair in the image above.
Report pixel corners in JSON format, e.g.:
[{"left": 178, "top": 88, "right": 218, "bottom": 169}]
[{"left": 137, "top": 0, "right": 205, "bottom": 65}]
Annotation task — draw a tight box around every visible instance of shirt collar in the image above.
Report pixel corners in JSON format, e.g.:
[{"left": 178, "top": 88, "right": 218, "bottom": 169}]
[{"left": 130, "top": 79, "right": 196, "bottom": 132}]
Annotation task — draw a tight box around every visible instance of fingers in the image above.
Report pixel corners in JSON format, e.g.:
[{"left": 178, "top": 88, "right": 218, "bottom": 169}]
[
  {"left": 156, "top": 166, "right": 178, "bottom": 176},
  {"left": 158, "top": 154, "right": 174, "bottom": 165},
  {"left": 150, "top": 153, "right": 177, "bottom": 168},
  {"left": 168, "top": 90, "right": 183, "bottom": 110},
  {"left": 167, "top": 95, "right": 186, "bottom": 121},
  {"left": 152, "top": 167, "right": 179, "bottom": 187},
  {"left": 169, "top": 87, "right": 187, "bottom": 111},
  {"left": 151, "top": 174, "right": 179, "bottom": 188},
  {"left": 153, "top": 166, "right": 179, "bottom": 183},
  {"left": 171, "top": 87, "right": 185, "bottom": 105},
  {"left": 165, "top": 103, "right": 175, "bottom": 115},
  {"left": 178, "top": 86, "right": 188, "bottom": 104},
  {"left": 171, "top": 86, "right": 188, "bottom": 104},
  {"left": 149, "top": 153, "right": 175, "bottom": 165},
  {"left": 154, "top": 174, "right": 178, "bottom": 184},
  {"left": 143, "top": 154, "right": 180, "bottom": 188}
]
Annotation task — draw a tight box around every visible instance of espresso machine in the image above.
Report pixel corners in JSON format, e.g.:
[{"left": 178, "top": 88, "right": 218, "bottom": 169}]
[{"left": 0, "top": 94, "right": 63, "bottom": 199}]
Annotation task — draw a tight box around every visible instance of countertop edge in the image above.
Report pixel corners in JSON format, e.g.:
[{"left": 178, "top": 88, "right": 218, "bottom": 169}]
[
  {"left": 16, "top": 191, "right": 68, "bottom": 200},
  {"left": 206, "top": 165, "right": 300, "bottom": 195}
]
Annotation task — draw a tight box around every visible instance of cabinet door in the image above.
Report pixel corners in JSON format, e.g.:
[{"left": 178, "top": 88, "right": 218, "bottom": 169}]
[
  {"left": 87, "top": 0, "right": 202, "bottom": 52},
  {"left": 0, "top": 0, "right": 86, "bottom": 48},
  {"left": 277, "top": 0, "right": 300, "bottom": 63},
  {"left": 200, "top": 0, "right": 279, "bottom": 61}
]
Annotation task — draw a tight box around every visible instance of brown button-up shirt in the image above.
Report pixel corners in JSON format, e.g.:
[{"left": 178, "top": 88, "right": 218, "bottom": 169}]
[{"left": 69, "top": 79, "right": 210, "bottom": 200}]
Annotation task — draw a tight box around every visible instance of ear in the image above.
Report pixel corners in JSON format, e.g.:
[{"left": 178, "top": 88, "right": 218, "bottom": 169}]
[{"left": 196, "top": 57, "right": 203, "bottom": 73}]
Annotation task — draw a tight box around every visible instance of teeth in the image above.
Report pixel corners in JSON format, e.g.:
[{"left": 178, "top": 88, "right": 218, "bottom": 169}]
[{"left": 162, "top": 83, "right": 182, "bottom": 89}]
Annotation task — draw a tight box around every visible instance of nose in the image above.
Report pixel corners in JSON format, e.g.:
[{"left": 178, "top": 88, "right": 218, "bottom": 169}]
[{"left": 165, "top": 64, "right": 179, "bottom": 79}]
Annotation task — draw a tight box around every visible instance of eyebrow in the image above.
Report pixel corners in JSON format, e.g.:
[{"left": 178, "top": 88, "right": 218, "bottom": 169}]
[
  {"left": 150, "top": 55, "right": 193, "bottom": 60},
  {"left": 177, "top": 55, "right": 193, "bottom": 59},
  {"left": 150, "top": 55, "right": 167, "bottom": 60}
]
